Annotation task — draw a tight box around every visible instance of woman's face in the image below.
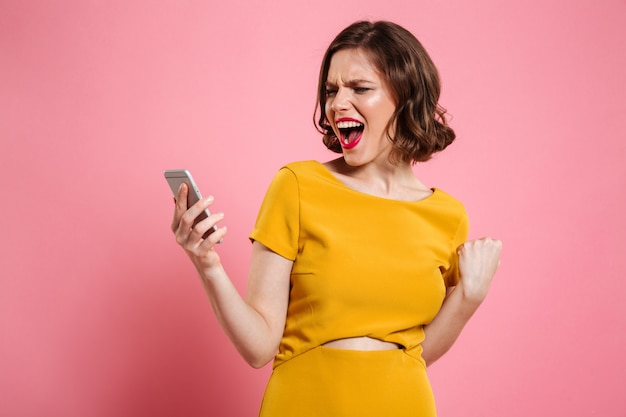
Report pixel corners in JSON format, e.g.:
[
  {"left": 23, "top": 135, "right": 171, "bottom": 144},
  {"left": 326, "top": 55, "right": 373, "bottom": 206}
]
[{"left": 324, "top": 48, "right": 397, "bottom": 166}]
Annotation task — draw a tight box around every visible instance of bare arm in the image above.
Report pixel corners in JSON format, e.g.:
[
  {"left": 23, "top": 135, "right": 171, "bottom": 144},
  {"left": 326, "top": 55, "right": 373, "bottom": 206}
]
[
  {"left": 421, "top": 237, "right": 502, "bottom": 366},
  {"left": 171, "top": 184, "right": 291, "bottom": 368}
]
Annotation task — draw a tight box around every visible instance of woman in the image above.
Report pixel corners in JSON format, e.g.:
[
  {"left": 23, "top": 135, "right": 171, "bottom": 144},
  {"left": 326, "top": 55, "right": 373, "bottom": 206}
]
[{"left": 172, "top": 20, "right": 501, "bottom": 416}]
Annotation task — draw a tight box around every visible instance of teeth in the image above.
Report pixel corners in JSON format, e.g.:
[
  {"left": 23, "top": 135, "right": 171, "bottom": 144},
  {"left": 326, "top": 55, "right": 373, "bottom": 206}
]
[{"left": 336, "top": 120, "right": 363, "bottom": 129}]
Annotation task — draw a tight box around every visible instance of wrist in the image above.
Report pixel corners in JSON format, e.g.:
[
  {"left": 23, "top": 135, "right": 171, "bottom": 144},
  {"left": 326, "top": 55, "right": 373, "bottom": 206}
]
[
  {"left": 454, "top": 281, "right": 485, "bottom": 310},
  {"left": 190, "top": 258, "right": 225, "bottom": 283}
]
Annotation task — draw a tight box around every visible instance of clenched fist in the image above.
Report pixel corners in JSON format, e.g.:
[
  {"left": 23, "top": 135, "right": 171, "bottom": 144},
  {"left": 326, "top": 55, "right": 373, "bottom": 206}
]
[{"left": 457, "top": 238, "right": 502, "bottom": 304}]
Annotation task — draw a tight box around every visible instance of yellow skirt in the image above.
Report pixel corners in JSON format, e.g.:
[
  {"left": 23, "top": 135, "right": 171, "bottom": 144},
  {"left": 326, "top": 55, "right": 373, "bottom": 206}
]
[{"left": 259, "top": 346, "right": 436, "bottom": 417}]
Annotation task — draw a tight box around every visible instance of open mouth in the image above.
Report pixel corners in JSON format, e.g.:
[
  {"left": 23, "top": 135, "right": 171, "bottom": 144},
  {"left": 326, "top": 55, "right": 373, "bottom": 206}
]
[{"left": 337, "top": 120, "right": 364, "bottom": 148}]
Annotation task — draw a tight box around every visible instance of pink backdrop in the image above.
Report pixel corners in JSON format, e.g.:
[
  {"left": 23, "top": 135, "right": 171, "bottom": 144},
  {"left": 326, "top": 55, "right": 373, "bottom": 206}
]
[{"left": 2, "top": 1, "right": 625, "bottom": 416}]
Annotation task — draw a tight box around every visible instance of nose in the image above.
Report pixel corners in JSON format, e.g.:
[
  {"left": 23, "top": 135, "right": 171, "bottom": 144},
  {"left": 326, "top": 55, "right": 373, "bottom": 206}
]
[{"left": 330, "top": 87, "right": 350, "bottom": 113}]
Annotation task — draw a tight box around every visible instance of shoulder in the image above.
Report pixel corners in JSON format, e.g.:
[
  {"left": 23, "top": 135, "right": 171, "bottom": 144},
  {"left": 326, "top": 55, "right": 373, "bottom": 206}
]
[
  {"left": 264, "top": 160, "right": 323, "bottom": 193},
  {"left": 271, "top": 160, "right": 328, "bottom": 186},
  {"left": 429, "top": 188, "right": 469, "bottom": 232},
  {"left": 280, "top": 160, "right": 323, "bottom": 175},
  {"left": 431, "top": 188, "right": 465, "bottom": 211}
]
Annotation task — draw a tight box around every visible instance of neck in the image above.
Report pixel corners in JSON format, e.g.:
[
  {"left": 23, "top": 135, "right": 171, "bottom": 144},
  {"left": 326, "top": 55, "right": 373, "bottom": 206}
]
[{"left": 328, "top": 157, "right": 427, "bottom": 200}]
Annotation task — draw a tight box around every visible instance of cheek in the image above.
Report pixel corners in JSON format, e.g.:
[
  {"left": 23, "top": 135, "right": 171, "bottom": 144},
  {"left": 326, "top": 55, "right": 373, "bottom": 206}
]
[
  {"left": 365, "top": 95, "right": 396, "bottom": 125},
  {"left": 364, "top": 94, "right": 387, "bottom": 110}
]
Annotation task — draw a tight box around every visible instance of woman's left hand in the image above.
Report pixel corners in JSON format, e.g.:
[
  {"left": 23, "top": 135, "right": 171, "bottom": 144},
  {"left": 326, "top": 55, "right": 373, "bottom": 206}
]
[{"left": 457, "top": 237, "right": 502, "bottom": 305}]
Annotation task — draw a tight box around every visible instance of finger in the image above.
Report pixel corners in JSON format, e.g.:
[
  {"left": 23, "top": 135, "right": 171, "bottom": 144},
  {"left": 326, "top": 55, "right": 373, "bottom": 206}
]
[
  {"left": 189, "top": 211, "right": 224, "bottom": 240},
  {"left": 171, "top": 183, "right": 190, "bottom": 232},
  {"left": 199, "top": 225, "right": 228, "bottom": 249},
  {"left": 482, "top": 238, "right": 503, "bottom": 254},
  {"left": 175, "top": 183, "right": 188, "bottom": 208},
  {"left": 463, "top": 237, "right": 502, "bottom": 248},
  {"left": 179, "top": 195, "right": 215, "bottom": 232}
]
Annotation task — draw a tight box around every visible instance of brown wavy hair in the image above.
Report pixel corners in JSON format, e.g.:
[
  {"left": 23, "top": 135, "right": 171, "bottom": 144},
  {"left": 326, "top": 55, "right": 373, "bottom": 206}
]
[{"left": 314, "top": 21, "right": 456, "bottom": 163}]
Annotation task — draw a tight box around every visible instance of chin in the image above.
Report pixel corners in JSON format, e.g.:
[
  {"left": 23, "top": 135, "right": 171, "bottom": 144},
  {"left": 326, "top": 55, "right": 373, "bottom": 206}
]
[{"left": 342, "top": 152, "right": 368, "bottom": 167}]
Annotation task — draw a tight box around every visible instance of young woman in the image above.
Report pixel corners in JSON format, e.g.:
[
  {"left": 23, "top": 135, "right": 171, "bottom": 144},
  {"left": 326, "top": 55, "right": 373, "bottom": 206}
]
[{"left": 171, "top": 20, "right": 502, "bottom": 416}]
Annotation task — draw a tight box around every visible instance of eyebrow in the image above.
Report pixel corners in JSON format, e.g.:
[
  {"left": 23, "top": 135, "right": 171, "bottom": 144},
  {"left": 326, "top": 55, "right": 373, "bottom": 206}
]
[{"left": 325, "top": 79, "right": 376, "bottom": 87}]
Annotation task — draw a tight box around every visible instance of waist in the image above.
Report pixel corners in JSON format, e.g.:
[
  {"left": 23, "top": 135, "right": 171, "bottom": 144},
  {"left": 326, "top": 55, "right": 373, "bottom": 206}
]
[{"left": 322, "top": 336, "right": 402, "bottom": 351}]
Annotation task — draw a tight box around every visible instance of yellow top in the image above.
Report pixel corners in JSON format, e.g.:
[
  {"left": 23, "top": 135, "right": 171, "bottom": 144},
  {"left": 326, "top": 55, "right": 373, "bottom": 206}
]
[{"left": 250, "top": 161, "right": 469, "bottom": 368}]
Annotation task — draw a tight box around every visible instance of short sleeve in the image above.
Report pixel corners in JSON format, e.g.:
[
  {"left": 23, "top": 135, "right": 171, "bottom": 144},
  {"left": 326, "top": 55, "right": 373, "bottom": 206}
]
[
  {"left": 249, "top": 167, "right": 300, "bottom": 260},
  {"left": 443, "top": 210, "right": 469, "bottom": 287}
]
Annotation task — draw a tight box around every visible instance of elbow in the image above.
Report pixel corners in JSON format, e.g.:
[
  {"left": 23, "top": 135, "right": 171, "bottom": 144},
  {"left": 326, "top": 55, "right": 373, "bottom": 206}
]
[
  {"left": 422, "top": 347, "right": 450, "bottom": 368},
  {"left": 231, "top": 328, "right": 280, "bottom": 369},
  {"left": 245, "top": 354, "right": 274, "bottom": 369},
  {"left": 249, "top": 359, "right": 272, "bottom": 369},
  {"left": 240, "top": 348, "right": 276, "bottom": 369}
]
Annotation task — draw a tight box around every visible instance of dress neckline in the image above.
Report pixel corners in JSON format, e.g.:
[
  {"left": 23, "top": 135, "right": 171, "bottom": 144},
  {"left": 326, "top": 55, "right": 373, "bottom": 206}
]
[{"left": 309, "top": 160, "right": 439, "bottom": 204}]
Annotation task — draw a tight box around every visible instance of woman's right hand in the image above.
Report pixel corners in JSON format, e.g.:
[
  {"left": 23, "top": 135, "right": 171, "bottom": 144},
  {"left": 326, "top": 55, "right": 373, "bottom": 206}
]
[
  {"left": 170, "top": 183, "right": 292, "bottom": 368},
  {"left": 170, "top": 183, "right": 227, "bottom": 277}
]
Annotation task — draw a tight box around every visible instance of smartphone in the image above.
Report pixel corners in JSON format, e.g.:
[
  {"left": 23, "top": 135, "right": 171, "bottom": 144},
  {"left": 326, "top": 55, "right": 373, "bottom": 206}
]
[{"left": 164, "top": 169, "right": 217, "bottom": 239}]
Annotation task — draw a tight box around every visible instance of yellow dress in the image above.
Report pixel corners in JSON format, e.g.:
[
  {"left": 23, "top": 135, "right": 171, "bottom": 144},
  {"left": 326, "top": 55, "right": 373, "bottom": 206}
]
[{"left": 250, "top": 161, "right": 469, "bottom": 416}]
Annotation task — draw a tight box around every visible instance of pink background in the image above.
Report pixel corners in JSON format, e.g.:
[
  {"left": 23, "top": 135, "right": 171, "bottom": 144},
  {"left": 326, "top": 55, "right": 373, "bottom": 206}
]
[{"left": 2, "top": 1, "right": 625, "bottom": 416}]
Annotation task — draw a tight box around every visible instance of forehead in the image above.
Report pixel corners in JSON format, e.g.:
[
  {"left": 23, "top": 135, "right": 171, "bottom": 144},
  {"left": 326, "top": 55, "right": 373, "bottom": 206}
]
[{"left": 326, "top": 48, "right": 382, "bottom": 83}]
